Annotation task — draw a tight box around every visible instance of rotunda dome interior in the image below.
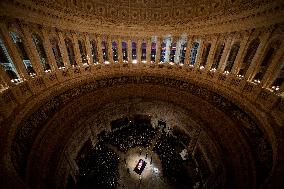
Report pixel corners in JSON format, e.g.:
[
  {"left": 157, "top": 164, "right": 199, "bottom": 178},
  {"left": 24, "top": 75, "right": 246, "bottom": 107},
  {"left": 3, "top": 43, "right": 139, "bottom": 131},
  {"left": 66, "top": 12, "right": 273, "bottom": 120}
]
[{"left": 0, "top": 0, "right": 284, "bottom": 189}]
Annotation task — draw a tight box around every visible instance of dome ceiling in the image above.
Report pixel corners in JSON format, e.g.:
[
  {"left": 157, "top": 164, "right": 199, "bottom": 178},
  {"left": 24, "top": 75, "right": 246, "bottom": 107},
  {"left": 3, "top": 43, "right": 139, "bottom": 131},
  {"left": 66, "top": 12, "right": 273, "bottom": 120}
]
[{"left": 30, "top": 0, "right": 273, "bottom": 25}]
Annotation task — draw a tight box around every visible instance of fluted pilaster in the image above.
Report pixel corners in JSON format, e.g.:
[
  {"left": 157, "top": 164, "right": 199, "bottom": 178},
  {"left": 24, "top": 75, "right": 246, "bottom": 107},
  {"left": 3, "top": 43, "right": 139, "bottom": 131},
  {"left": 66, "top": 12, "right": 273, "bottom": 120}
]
[
  {"left": 117, "top": 37, "right": 123, "bottom": 64},
  {"left": 107, "top": 36, "right": 113, "bottom": 63},
  {"left": 231, "top": 33, "right": 251, "bottom": 75},
  {"left": 57, "top": 31, "right": 69, "bottom": 68},
  {"left": 42, "top": 28, "right": 57, "bottom": 71},
  {"left": 127, "top": 38, "right": 132, "bottom": 63},
  {"left": 218, "top": 35, "right": 233, "bottom": 72},
  {"left": 21, "top": 25, "right": 44, "bottom": 75},
  {"left": 84, "top": 34, "right": 93, "bottom": 65},
  {"left": 72, "top": 33, "right": 83, "bottom": 66},
  {"left": 164, "top": 37, "right": 171, "bottom": 62},
  {"left": 136, "top": 38, "right": 142, "bottom": 63},
  {"left": 246, "top": 31, "right": 272, "bottom": 80}
]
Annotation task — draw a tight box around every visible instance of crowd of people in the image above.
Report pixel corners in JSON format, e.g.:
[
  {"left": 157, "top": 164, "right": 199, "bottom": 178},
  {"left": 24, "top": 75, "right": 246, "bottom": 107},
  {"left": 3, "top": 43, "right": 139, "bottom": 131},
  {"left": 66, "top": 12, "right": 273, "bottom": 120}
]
[
  {"left": 154, "top": 132, "right": 196, "bottom": 188},
  {"left": 76, "top": 117, "right": 201, "bottom": 189},
  {"left": 102, "top": 121, "right": 157, "bottom": 152},
  {"left": 76, "top": 142, "right": 119, "bottom": 189}
]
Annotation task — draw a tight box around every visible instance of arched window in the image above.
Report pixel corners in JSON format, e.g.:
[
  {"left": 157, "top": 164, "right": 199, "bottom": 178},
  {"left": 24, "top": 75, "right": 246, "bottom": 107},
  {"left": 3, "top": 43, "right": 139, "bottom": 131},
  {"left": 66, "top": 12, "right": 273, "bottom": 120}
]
[
  {"left": 0, "top": 38, "right": 19, "bottom": 81},
  {"left": 50, "top": 38, "right": 64, "bottom": 68},
  {"left": 101, "top": 41, "right": 108, "bottom": 62},
  {"left": 170, "top": 42, "right": 176, "bottom": 63},
  {"left": 10, "top": 32, "right": 35, "bottom": 75},
  {"left": 132, "top": 42, "right": 137, "bottom": 62},
  {"left": 65, "top": 38, "right": 76, "bottom": 66},
  {"left": 160, "top": 42, "right": 166, "bottom": 62},
  {"left": 253, "top": 47, "right": 275, "bottom": 83},
  {"left": 224, "top": 43, "right": 240, "bottom": 72},
  {"left": 190, "top": 42, "right": 199, "bottom": 65},
  {"left": 32, "top": 33, "right": 51, "bottom": 71},
  {"left": 150, "top": 42, "right": 156, "bottom": 62},
  {"left": 90, "top": 39, "right": 97, "bottom": 64},
  {"left": 212, "top": 43, "right": 225, "bottom": 69},
  {"left": 180, "top": 42, "right": 187, "bottom": 64},
  {"left": 238, "top": 38, "right": 260, "bottom": 76},
  {"left": 141, "top": 42, "right": 146, "bottom": 62},
  {"left": 200, "top": 42, "right": 211, "bottom": 67},
  {"left": 112, "top": 41, "right": 118, "bottom": 62},
  {"left": 122, "top": 41, "right": 127, "bottom": 62},
  {"left": 78, "top": 39, "right": 88, "bottom": 65}
]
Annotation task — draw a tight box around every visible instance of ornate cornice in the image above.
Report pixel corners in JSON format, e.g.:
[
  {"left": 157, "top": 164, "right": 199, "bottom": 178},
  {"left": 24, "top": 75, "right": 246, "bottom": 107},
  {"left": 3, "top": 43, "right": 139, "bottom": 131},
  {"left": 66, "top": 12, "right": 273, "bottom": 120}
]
[{"left": 0, "top": 0, "right": 283, "bottom": 36}]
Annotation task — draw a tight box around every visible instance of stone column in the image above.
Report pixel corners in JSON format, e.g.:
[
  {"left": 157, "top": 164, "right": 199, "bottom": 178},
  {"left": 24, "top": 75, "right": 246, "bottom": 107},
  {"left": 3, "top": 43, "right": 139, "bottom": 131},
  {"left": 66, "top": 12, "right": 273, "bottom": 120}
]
[
  {"left": 246, "top": 31, "right": 271, "bottom": 80},
  {"left": 127, "top": 38, "right": 132, "bottom": 63},
  {"left": 117, "top": 37, "right": 123, "bottom": 63},
  {"left": 231, "top": 32, "right": 251, "bottom": 75},
  {"left": 57, "top": 31, "right": 69, "bottom": 68},
  {"left": 164, "top": 36, "right": 172, "bottom": 62},
  {"left": 42, "top": 27, "right": 57, "bottom": 71},
  {"left": 195, "top": 37, "right": 205, "bottom": 69},
  {"left": 137, "top": 38, "right": 142, "bottom": 63},
  {"left": 185, "top": 37, "right": 193, "bottom": 66},
  {"left": 107, "top": 36, "right": 113, "bottom": 63},
  {"left": 155, "top": 37, "right": 161, "bottom": 63},
  {"left": 261, "top": 42, "right": 284, "bottom": 87},
  {"left": 218, "top": 35, "right": 233, "bottom": 72},
  {"left": 174, "top": 37, "right": 182, "bottom": 64},
  {"left": 146, "top": 37, "right": 152, "bottom": 63},
  {"left": 205, "top": 36, "right": 218, "bottom": 71},
  {"left": 84, "top": 34, "right": 93, "bottom": 65},
  {"left": 0, "top": 24, "right": 29, "bottom": 79},
  {"left": 21, "top": 24, "right": 44, "bottom": 75},
  {"left": 71, "top": 33, "right": 83, "bottom": 66},
  {"left": 96, "top": 35, "right": 103, "bottom": 64}
]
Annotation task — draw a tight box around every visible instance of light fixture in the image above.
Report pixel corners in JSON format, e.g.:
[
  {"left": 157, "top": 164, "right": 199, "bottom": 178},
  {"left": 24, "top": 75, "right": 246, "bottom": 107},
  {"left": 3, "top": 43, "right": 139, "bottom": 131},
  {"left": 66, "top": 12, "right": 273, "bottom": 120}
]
[
  {"left": 253, "top": 79, "right": 261, "bottom": 84},
  {"left": 210, "top": 68, "right": 216, "bottom": 72},
  {"left": 223, "top": 71, "right": 230, "bottom": 75}
]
